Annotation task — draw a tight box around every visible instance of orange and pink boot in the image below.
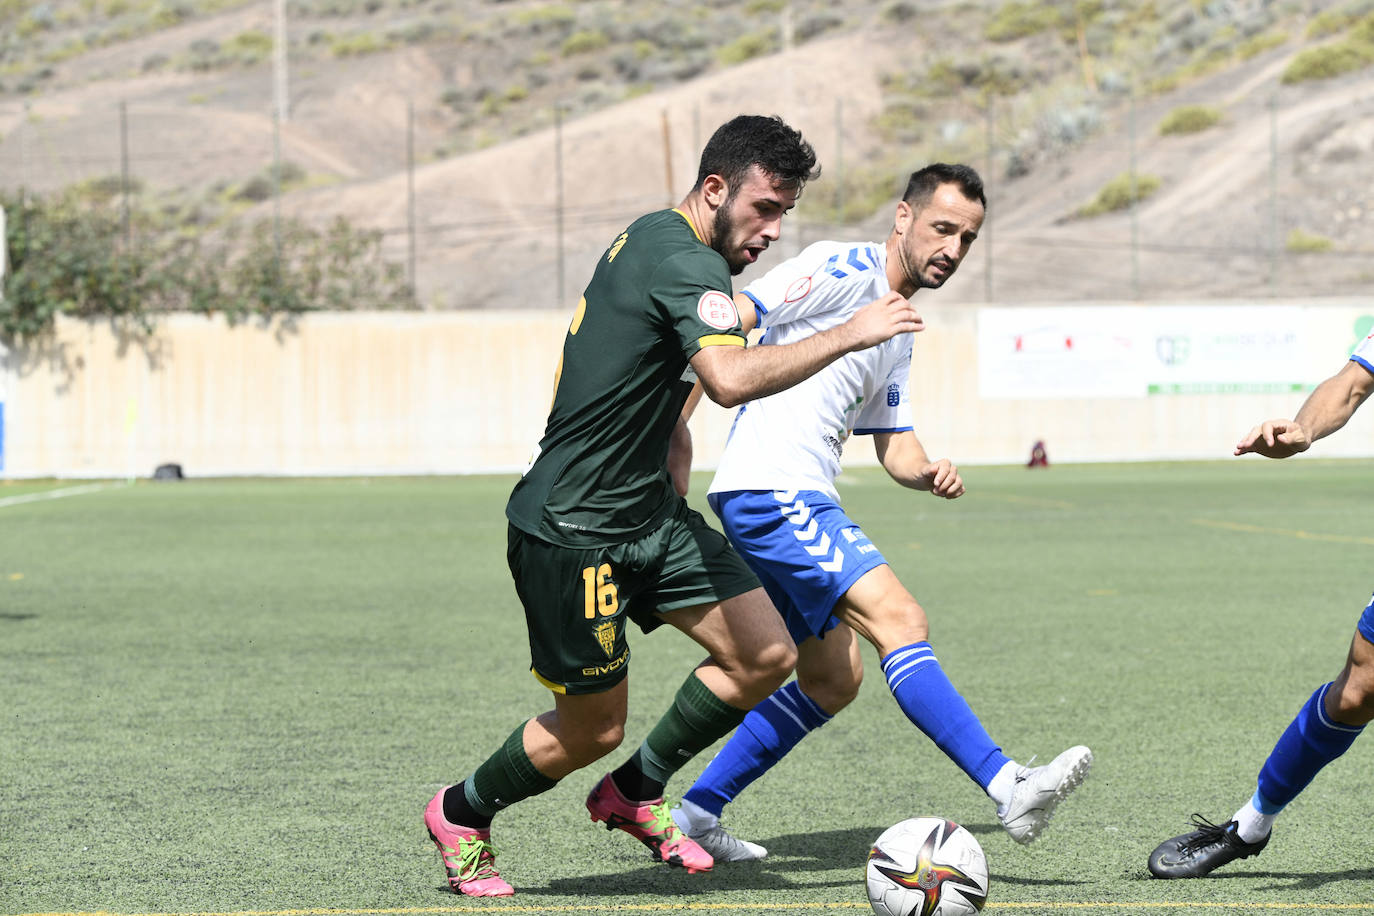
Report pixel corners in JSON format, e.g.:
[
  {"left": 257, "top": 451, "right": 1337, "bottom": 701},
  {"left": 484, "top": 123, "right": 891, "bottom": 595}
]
[
  {"left": 424, "top": 787, "right": 514, "bottom": 897},
  {"left": 585, "top": 773, "right": 713, "bottom": 873}
]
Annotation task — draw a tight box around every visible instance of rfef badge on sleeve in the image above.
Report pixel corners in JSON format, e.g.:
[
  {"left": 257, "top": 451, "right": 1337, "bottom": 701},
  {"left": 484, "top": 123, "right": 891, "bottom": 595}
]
[{"left": 697, "top": 291, "right": 739, "bottom": 330}]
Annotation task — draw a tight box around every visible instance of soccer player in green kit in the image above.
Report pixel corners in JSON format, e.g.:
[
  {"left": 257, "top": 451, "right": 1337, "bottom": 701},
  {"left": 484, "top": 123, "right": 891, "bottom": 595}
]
[{"left": 424, "top": 115, "right": 926, "bottom": 896}]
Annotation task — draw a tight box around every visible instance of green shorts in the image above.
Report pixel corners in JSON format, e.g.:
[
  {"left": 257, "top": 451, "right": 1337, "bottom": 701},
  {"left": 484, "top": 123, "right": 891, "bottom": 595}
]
[{"left": 506, "top": 500, "right": 760, "bottom": 695}]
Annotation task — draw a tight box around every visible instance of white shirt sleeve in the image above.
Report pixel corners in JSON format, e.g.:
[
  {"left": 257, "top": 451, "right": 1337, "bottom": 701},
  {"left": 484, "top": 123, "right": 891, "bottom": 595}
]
[
  {"left": 742, "top": 241, "right": 883, "bottom": 330},
  {"left": 1352, "top": 331, "right": 1374, "bottom": 374}
]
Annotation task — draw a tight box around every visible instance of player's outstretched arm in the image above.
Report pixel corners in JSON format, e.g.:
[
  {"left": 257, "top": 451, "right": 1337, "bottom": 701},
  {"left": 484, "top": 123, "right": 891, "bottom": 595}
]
[
  {"left": 691, "top": 291, "right": 922, "bottom": 408},
  {"left": 1235, "top": 361, "right": 1374, "bottom": 458},
  {"left": 873, "top": 430, "right": 964, "bottom": 499}
]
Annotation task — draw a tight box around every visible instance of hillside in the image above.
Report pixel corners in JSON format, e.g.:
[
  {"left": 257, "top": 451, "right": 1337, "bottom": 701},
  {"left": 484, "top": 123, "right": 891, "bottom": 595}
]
[{"left": 1, "top": 0, "right": 1372, "bottom": 310}]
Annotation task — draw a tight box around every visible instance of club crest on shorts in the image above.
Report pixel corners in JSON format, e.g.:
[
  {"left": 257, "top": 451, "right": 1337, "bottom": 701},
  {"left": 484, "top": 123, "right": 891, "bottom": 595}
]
[
  {"left": 697, "top": 291, "right": 738, "bottom": 329},
  {"left": 594, "top": 620, "right": 617, "bottom": 657}
]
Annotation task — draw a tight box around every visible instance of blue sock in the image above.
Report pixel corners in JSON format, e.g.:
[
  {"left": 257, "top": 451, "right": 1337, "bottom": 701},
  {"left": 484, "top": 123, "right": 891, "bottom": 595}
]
[
  {"left": 683, "top": 680, "right": 831, "bottom": 817},
  {"left": 1256, "top": 682, "right": 1364, "bottom": 811},
  {"left": 881, "top": 642, "right": 1010, "bottom": 790}
]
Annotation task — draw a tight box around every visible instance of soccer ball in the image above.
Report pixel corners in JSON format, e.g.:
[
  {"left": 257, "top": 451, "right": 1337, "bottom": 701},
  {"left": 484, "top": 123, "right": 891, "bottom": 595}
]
[{"left": 865, "top": 817, "right": 989, "bottom": 916}]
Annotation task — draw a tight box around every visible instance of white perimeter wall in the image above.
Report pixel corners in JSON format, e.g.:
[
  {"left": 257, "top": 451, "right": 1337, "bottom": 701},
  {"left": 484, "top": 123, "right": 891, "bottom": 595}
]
[{"left": 1, "top": 300, "right": 1373, "bottom": 479}]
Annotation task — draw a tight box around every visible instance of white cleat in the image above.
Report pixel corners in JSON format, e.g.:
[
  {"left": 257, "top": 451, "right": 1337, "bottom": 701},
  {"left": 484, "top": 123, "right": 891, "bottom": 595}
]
[
  {"left": 998, "top": 745, "right": 1093, "bottom": 845},
  {"left": 671, "top": 805, "right": 768, "bottom": 862}
]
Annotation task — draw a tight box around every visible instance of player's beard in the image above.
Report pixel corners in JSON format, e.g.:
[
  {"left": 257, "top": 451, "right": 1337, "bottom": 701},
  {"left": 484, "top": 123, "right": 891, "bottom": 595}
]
[
  {"left": 711, "top": 194, "right": 750, "bottom": 276},
  {"left": 919, "top": 259, "right": 954, "bottom": 289},
  {"left": 901, "top": 242, "right": 954, "bottom": 290}
]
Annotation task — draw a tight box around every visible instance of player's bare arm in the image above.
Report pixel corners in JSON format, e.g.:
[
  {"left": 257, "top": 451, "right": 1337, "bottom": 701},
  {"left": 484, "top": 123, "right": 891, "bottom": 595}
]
[
  {"left": 1235, "top": 360, "right": 1374, "bottom": 458},
  {"left": 667, "top": 415, "right": 693, "bottom": 496},
  {"left": 666, "top": 382, "right": 711, "bottom": 496},
  {"left": 691, "top": 291, "right": 921, "bottom": 408},
  {"left": 873, "top": 430, "right": 964, "bottom": 499}
]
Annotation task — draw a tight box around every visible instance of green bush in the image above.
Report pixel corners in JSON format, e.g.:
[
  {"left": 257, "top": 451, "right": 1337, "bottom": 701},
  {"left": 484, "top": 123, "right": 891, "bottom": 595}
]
[
  {"left": 1076, "top": 172, "right": 1161, "bottom": 218},
  {"left": 1352, "top": 12, "right": 1374, "bottom": 43},
  {"left": 511, "top": 4, "right": 576, "bottom": 32},
  {"left": 802, "top": 166, "right": 901, "bottom": 224},
  {"left": 152, "top": 2, "right": 194, "bottom": 29},
  {"left": 1282, "top": 16, "right": 1374, "bottom": 83},
  {"left": 0, "top": 189, "right": 415, "bottom": 340},
  {"left": 872, "top": 101, "right": 928, "bottom": 143},
  {"left": 231, "top": 161, "right": 308, "bottom": 203},
  {"left": 881, "top": 0, "right": 917, "bottom": 22},
  {"left": 1237, "top": 31, "right": 1288, "bottom": 60},
  {"left": 561, "top": 29, "right": 608, "bottom": 56},
  {"left": 1282, "top": 41, "right": 1374, "bottom": 81},
  {"left": 716, "top": 30, "right": 775, "bottom": 66},
  {"left": 1158, "top": 104, "right": 1223, "bottom": 136},
  {"left": 984, "top": 1, "right": 1063, "bottom": 42},
  {"left": 329, "top": 31, "right": 391, "bottom": 57},
  {"left": 922, "top": 57, "right": 970, "bottom": 96},
  {"left": 1287, "top": 228, "right": 1334, "bottom": 253},
  {"left": 1306, "top": 8, "right": 1364, "bottom": 39},
  {"left": 225, "top": 29, "right": 272, "bottom": 61}
]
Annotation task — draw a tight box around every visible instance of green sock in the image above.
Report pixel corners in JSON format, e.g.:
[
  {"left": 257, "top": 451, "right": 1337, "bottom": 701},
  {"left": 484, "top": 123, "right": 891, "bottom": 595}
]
[
  {"left": 620, "top": 673, "right": 749, "bottom": 798},
  {"left": 464, "top": 722, "right": 558, "bottom": 818}
]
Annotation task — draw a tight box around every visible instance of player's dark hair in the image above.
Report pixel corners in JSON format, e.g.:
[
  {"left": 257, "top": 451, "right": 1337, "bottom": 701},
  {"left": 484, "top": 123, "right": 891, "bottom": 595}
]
[
  {"left": 902, "top": 163, "right": 986, "bottom": 211},
  {"left": 693, "top": 115, "right": 820, "bottom": 195}
]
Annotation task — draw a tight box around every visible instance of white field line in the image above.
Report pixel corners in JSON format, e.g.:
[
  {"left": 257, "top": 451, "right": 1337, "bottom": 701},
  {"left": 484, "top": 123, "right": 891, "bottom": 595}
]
[{"left": 0, "top": 481, "right": 127, "bottom": 510}]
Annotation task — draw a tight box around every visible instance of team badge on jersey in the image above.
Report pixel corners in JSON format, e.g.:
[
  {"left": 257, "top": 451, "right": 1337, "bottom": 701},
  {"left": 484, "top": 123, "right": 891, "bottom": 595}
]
[
  {"left": 697, "top": 291, "right": 739, "bottom": 329},
  {"left": 594, "top": 620, "right": 617, "bottom": 657}
]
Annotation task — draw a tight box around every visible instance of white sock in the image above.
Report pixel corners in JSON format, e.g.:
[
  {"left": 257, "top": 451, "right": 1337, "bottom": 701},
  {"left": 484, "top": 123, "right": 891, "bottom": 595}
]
[
  {"left": 987, "top": 760, "right": 1020, "bottom": 814},
  {"left": 676, "top": 797, "right": 718, "bottom": 831},
  {"left": 1231, "top": 799, "right": 1275, "bottom": 844}
]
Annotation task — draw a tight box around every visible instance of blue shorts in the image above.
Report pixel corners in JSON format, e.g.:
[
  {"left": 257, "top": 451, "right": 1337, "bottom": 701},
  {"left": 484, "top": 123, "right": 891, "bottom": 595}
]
[
  {"left": 1358, "top": 592, "right": 1374, "bottom": 646},
  {"left": 708, "top": 489, "right": 888, "bottom": 644}
]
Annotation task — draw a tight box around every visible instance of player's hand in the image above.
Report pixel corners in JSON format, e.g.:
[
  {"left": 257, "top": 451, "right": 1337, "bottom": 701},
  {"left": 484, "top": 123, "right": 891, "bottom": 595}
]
[
  {"left": 917, "top": 459, "right": 964, "bottom": 499},
  {"left": 1234, "top": 419, "right": 1312, "bottom": 459},
  {"left": 844, "top": 291, "right": 923, "bottom": 351}
]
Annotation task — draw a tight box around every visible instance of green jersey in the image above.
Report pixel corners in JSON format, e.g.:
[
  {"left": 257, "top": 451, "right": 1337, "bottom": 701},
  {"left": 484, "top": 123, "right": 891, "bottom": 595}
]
[{"left": 507, "top": 208, "right": 747, "bottom": 547}]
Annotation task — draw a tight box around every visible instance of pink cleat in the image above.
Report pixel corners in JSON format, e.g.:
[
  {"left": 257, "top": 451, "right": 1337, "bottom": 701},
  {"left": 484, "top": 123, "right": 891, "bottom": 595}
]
[
  {"left": 424, "top": 787, "right": 514, "bottom": 897},
  {"left": 585, "top": 774, "right": 713, "bottom": 874}
]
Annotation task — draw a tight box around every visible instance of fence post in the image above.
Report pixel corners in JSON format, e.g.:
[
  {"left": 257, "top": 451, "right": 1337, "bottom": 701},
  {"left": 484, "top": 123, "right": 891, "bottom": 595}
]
[
  {"left": 1128, "top": 84, "right": 1140, "bottom": 300},
  {"left": 984, "top": 94, "right": 994, "bottom": 303},
  {"left": 273, "top": 0, "right": 289, "bottom": 123},
  {"left": 272, "top": 102, "right": 283, "bottom": 302},
  {"left": 407, "top": 99, "right": 417, "bottom": 295},
  {"left": 554, "top": 103, "right": 565, "bottom": 308},
  {"left": 835, "top": 97, "right": 844, "bottom": 229},
  {"left": 661, "top": 110, "right": 674, "bottom": 207},
  {"left": 120, "top": 100, "right": 130, "bottom": 248},
  {"left": 0, "top": 204, "right": 6, "bottom": 302},
  {"left": 1268, "top": 94, "right": 1278, "bottom": 294}
]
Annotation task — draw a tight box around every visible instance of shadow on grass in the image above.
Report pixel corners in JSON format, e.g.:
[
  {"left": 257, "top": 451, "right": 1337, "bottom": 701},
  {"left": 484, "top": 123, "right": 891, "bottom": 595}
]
[
  {"left": 531, "top": 827, "right": 880, "bottom": 897},
  {"left": 761, "top": 825, "right": 891, "bottom": 868},
  {"left": 538, "top": 866, "right": 858, "bottom": 897},
  {"left": 531, "top": 826, "right": 1089, "bottom": 897},
  {"left": 1129, "top": 865, "right": 1374, "bottom": 890}
]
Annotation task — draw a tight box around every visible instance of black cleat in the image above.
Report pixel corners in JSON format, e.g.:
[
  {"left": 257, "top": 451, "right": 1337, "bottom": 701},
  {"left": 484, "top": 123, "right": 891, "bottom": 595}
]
[{"left": 1148, "top": 815, "right": 1270, "bottom": 878}]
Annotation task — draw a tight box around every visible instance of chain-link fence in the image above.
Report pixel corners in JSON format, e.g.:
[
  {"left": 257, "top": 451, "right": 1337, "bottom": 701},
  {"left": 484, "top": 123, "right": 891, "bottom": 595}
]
[{"left": 2, "top": 71, "right": 1372, "bottom": 311}]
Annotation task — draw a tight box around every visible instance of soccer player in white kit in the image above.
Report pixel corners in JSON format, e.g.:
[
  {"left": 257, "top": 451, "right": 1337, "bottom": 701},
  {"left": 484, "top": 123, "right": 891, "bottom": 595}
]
[
  {"left": 1149, "top": 335, "right": 1374, "bottom": 878},
  {"left": 670, "top": 164, "right": 1093, "bottom": 861}
]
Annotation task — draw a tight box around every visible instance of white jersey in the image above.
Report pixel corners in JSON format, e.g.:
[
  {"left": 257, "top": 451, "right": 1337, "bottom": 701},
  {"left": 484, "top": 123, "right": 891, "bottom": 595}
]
[
  {"left": 1353, "top": 330, "right": 1374, "bottom": 374},
  {"left": 708, "top": 240, "right": 913, "bottom": 502}
]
